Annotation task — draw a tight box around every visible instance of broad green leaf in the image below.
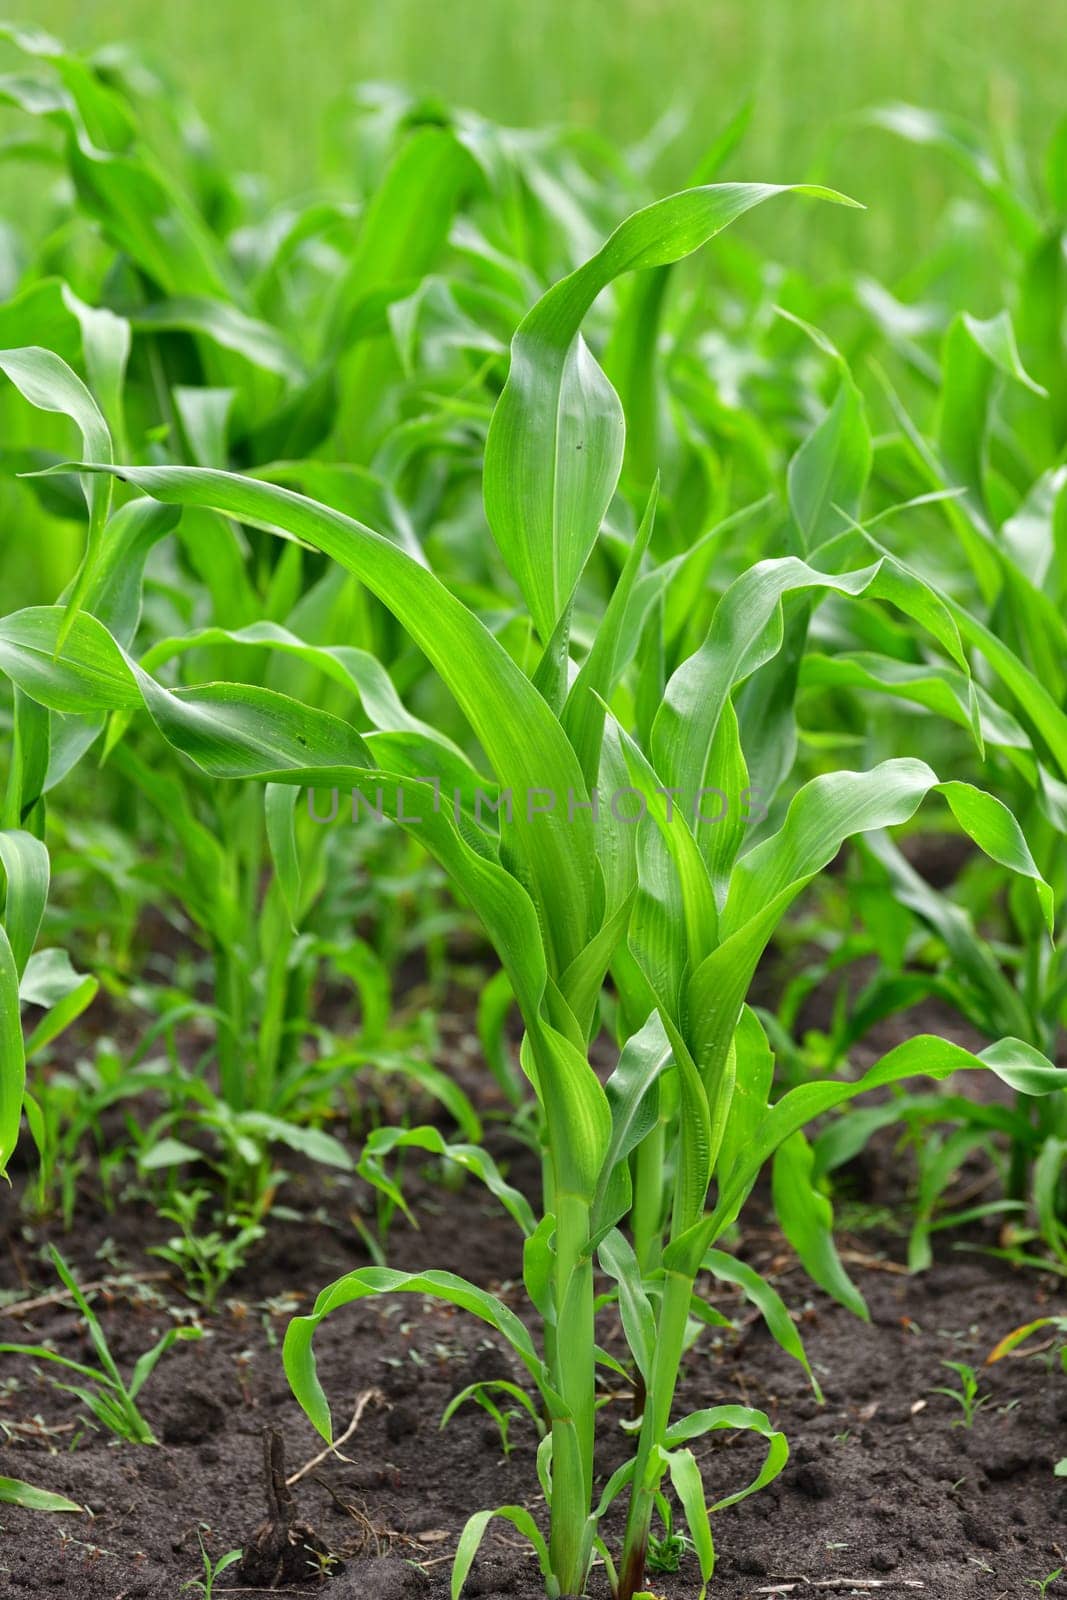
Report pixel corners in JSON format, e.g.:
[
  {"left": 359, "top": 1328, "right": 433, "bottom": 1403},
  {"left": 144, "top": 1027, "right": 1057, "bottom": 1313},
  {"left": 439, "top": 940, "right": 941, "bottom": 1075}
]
[
  {"left": 703, "top": 1246, "right": 822, "bottom": 1398},
  {"left": 284, "top": 1268, "right": 544, "bottom": 1442},
  {"left": 40, "top": 466, "right": 598, "bottom": 977},
  {"left": 485, "top": 182, "right": 860, "bottom": 642},
  {"left": 708, "top": 1033, "right": 1067, "bottom": 1245},
  {"left": 0, "top": 346, "right": 111, "bottom": 632},
  {"left": 772, "top": 1131, "right": 867, "bottom": 1320},
  {"left": 0, "top": 829, "right": 49, "bottom": 976},
  {"left": 451, "top": 1505, "right": 554, "bottom": 1600},
  {"left": 0, "top": 1477, "right": 82, "bottom": 1513}
]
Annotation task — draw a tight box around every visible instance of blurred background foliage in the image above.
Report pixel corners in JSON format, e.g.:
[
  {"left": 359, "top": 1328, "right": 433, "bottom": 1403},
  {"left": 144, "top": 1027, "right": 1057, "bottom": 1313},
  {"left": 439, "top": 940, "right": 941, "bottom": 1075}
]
[{"left": 22, "top": 0, "right": 1063, "bottom": 277}]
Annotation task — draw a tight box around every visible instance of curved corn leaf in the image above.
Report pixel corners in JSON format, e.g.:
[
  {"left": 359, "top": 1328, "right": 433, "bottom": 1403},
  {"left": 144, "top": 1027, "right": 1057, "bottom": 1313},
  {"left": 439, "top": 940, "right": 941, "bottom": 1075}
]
[
  {"left": 35, "top": 463, "right": 598, "bottom": 976},
  {"left": 451, "top": 1505, "right": 554, "bottom": 1600},
  {"left": 284, "top": 1267, "right": 545, "bottom": 1443},
  {"left": 703, "top": 1245, "right": 822, "bottom": 1398},
  {"left": 357, "top": 1124, "right": 535, "bottom": 1236},
  {"left": 662, "top": 1403, "right": 789, "bottom": 1511},
  {"left": 0, "top": 1477, "right": 82, "bottom": 1513},
  {"left": 0, "top": 347, "right": 111, "bottom": 634},
  {"left": 484, "top": 182, "right": 860, "bottom": 643}
]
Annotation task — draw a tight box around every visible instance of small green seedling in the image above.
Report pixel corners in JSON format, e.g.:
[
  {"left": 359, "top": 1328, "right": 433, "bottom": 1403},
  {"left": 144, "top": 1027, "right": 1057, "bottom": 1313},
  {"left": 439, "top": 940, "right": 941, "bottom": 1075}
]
[
  {"left": 181, "top": 1526, "right": 243, "bottom": 1597},
  {"left": 1025, "top": 1571, "right": 1063, "bottom": 1598},
  {"left": 0, "top": 1246, "right": 201, "bottom": 1444},
  {"left": 932, "top": 1360, "right": 990, "bottom": 1429},
  {"left": 150, "top": 1188, "right": 265, "bottom": 1311},
  {"left": 441, "top": 1379, "right": 547, "bottom": 1457},
  {"left": 646, "top": 1493, "right": 693, "bottom": 1575}
]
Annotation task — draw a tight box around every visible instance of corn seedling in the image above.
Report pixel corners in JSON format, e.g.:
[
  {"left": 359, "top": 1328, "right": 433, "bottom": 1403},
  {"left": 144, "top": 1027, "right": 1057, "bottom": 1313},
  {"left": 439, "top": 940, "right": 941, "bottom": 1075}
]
[
  {"left": 931, "top": 1361, "right": 990, "bottom": 1429},
  {"left": 0, "top": 1246, "right": 201, "bottom": 1444}
]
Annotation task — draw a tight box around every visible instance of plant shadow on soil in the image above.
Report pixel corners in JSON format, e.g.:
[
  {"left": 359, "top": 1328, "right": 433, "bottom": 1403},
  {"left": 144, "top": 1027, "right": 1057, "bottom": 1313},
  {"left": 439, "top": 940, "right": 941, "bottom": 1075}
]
[{"left": 1, "top": 976, "right": 1065, "bottom": 1600}]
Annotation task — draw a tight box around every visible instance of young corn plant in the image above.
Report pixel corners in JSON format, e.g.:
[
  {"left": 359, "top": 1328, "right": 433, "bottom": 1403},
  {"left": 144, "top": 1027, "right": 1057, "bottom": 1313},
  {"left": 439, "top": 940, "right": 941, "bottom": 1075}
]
[
  {"left": 0, "top": 1246, "right": 200, "bottom": 1444},
  {"left": 788, "top": 163, "right": 1067, "bottom": 1266},
  {"left": 0, "top": 180, "right": 1064, "bottom": 1599}
]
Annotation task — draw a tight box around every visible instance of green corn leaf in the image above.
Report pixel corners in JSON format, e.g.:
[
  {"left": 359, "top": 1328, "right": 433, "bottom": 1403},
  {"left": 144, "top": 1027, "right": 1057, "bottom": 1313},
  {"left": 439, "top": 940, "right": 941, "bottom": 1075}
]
[
  {"left": 0, "top": 1477, "right": 82, "bottom": 1513},
  {"left": 284, "top": 1268, "right": 545, "bottom": 1443},
  {"left": 562, "top": 479, "right": 658, "bottom": 789},
  {"left": 441, "top": 1380, "right": 546, "bottom": 1437},
  {"left": 128, "top": 296, "right": 305, "bottom": 381},
  {"left": 664, "top": 1447, "right": 715, "bottom": 1595},
  {"left": 264, "top": 783, "right": 301, "bottom": 927},
  {"left": 598, "top": 1229, "right": 656, "bottom": 1382},
  {"left": 780, "top": 315, "right": 871, "bottom": 553},
  {"left": 651, "top": 557, "right": 970, "bottom": 866},
  {"left": 662, "top": 1404, "right": 789, "bottom": 1510},
  {"left": 864, "top": 833, "right": 1034, "bottom": 1040},
  {"left": 0, "top": 40, "right": 232, "bottom": 295},
  {"left": 861, "top": 103, "right": 1039, "bottom": 249},
  {"left": 35, "top": 465, "right": 598, "bottom": 977},
  {"left": 938, "top": 310, "right": 1047, "bottom": 508},
  {"left": 799, "top": 651, "right": 1031, "bottom": 761},
  {"left": 0, "top": 347, "right": 112, "bottom": 637},
  {"left": 707, "top": 1033, "right": 1067, "bottom": 1248},
  {"left": 238, "top": 1113, "right": 353, "bottom": 1171},
  {"left": 703, "top": 1246, "right": 822, "bottom": 1398},
  {"left": 0, "top": 277, "right": 130, "bottom": 450},
  {"left": 358, "top": 1125, "right": 535, "bottom": 1236},
  {"left": 139, "top": 620, "right": 463, "bottom": 756},
  {"left": 485, "top": 182, "right": 860, "bottom": 643},
  {"left": 0, "top": 924, "right": 25, "bottom": 1175},
  {"left": 722, "top": 763, "right": 1053, "bottom": 939},
  {"left": 127, "top": 1326, "right": 203, "bottom": 1401},
  {"left": 591, "top": 1011, "right": 671, "bottom": 1236},
  {"left": 0, "top": 829, "right": 50, "bottom": 977},
  {"left": 24, "top": 972, "right": 98, "bottom": 1061},
  {"left": 772, "top": 1131, "right": 867, "bottom": 1320},
  {"left": 687, "top": 761, "right": 1053, "bottom": 1093},
  {"left": 451, "top": 1505, "right": 554, "bottom": 1600}
]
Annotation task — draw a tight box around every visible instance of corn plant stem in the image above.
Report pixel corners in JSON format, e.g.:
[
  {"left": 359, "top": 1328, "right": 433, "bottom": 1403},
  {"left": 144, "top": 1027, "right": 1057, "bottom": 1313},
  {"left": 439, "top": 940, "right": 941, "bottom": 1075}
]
[
  {"left": 631, "top": 1119, "right": 665, "bottom": 1275},
  {"left": 548, "top": 1189, "right": 596, "bottom": 1597},
  {"left": 616, "top": 1265, "right": 693, "bottom": 1600},
  {"left": 254, "top": 912, "right": 295, "bottom": 1110},
  {"left": 214, "top": 941, "right": 247, "bottom": 1110},
  {"left": 541, "top": 1148, "right": 559, "bottom": 1388}
]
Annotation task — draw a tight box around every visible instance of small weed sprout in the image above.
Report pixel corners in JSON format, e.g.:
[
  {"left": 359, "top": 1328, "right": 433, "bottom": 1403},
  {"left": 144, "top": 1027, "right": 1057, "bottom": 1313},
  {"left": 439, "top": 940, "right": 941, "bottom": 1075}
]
[
  {"left": 646, "top": 1493, "right": 692, "bottom": 1575},
  {"left": 440, "top": 1379, "right": 547, "bottom": 1456},
  {"left": 181, "top": 1526, "right": 242, "bottom": 1597}
]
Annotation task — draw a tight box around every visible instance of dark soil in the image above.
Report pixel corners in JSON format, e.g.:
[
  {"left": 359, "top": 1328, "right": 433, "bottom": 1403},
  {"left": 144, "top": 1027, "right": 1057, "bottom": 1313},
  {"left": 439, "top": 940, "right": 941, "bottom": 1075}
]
[{"left": 1, "top": 992, "right": 1065, "bottom": 1600}]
